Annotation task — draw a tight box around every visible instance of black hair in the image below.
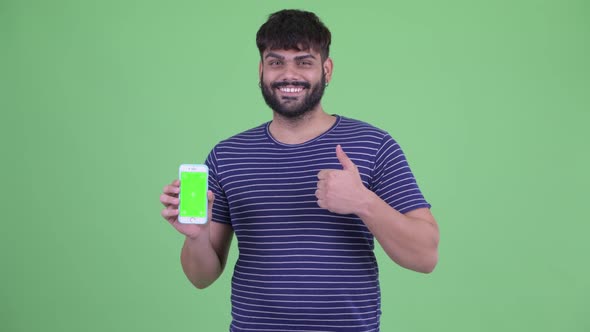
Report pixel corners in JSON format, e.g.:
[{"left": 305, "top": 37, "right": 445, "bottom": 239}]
[{"left": 256, "top": 9, "right": 331, "bottom": 61}]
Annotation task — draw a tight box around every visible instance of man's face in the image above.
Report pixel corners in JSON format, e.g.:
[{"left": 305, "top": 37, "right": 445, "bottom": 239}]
[{"left": 259, "top": 48, "right": 333, "bottom": 119}]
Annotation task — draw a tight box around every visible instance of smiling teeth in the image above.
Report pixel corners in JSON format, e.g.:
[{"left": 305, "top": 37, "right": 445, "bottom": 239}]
[{"left": 280, "top": 87, "right": 303, "bottom": 93}]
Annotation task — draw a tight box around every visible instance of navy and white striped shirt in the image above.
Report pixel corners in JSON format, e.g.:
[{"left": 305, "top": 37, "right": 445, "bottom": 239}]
[{"left": 205, "top": 115, "right": 430, "bottom": 332}]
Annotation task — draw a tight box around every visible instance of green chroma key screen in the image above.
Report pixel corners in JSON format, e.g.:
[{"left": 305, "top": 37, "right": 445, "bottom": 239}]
[{"left": 179, "top": 171, "right": 207, "bottom": 218}]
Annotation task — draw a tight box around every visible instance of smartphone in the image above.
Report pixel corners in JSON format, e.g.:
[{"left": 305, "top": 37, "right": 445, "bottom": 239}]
[{"left": 178, "top": 164, "right": 209, "bottom": 224}]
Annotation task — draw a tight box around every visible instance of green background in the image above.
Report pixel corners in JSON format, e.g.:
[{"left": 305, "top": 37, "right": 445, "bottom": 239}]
[{"left": 2, "top": 0, "right": 589, "bottom": 331}]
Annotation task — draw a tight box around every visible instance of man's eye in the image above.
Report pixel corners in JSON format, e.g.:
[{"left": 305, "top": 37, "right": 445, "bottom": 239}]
[
  {"left": 270, "top": 61, "right": 282, "bottom": 66},
  {"left": 299, "top": 61, "right": 312, "bottom": 66}
]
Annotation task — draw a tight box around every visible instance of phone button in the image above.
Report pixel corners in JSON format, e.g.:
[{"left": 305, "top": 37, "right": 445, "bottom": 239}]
[{"left": 190, "top": 218, "right": 197, "bottom": 223}]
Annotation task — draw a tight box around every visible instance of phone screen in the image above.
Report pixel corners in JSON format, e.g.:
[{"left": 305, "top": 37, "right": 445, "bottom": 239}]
[{"left": 179, "top": 171, "right": 207, "bottom": 218}]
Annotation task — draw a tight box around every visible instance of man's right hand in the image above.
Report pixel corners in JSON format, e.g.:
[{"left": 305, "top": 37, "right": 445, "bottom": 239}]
[{"left": 160, "top": 179, "right": 215, "bottom": 239}]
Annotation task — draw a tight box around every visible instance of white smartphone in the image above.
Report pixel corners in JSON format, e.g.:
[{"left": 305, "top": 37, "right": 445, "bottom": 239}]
[{"left": 178, "top": 164, "right": 209, "bottom": 224}]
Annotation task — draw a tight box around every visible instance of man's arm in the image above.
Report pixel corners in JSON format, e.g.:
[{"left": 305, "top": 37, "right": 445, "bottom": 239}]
[
  {"left": 316, "top": 145, "right": 439, "bottom": 273},
  {"left": 356, "top": 199, "right": 438, "bottom": 273},
  {"left": 180, "top": 221, "right": 234, "bottom": 289},
  {"left": 161, "top": 183, "right": 234, "bottom": 288}
]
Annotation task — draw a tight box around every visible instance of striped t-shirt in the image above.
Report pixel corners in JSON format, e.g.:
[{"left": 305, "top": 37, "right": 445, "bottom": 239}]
[{"left": 205, "top": 115, "right": 430, "bottom": 332}]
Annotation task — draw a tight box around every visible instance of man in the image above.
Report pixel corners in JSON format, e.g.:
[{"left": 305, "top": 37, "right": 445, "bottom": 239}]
[{"left": 160, "top": 9, "right": 439, "bottom": 332}]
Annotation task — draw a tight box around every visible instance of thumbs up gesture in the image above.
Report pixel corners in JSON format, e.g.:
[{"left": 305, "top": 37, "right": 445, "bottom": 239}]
[{"left": 316, "top": 145, "right": 370, "bottom": 215}]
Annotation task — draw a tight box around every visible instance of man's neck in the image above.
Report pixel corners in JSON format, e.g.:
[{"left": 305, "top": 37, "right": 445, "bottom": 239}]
[{"left": 268, "top": 107, "right": 337, "bottom": 145}]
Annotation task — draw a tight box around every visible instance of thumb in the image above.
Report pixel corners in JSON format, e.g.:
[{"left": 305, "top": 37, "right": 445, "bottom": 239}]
[
  {"left": 207, "top": 190, "right": 215, "bottom": 205},
  {"left": 336, "top": 145, "right": 356, "bottom": 171},
  {"left": 207, "top": 190, "right": 215, "bottom": 219}
]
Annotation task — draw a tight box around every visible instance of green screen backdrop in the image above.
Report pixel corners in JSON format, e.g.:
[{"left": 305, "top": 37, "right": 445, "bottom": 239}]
[{"left": 2, "top": 0, "right": 589, "bottom": 331}]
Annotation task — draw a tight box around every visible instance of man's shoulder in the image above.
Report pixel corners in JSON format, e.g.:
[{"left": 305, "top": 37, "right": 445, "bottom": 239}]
[
  {"left": 337, "top": 116, "right": 390, "bottom": 138},
  {"left": 215, "top": 122, "right": 269, "bottom": 147}
]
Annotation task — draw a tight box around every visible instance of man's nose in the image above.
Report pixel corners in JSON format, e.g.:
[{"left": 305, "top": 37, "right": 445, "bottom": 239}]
[{"left": 280, "top": 62, "right": 302, "bottom": 81}]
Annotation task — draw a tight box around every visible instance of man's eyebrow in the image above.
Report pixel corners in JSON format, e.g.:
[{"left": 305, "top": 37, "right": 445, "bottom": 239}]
[
  {"left": 294, "top": 54, "right": 316, "bottom": 61},
  {"left": 263, "top": 52, "right": 317, "bottom": 60},
  {"left": 264, "top": 52, "right": 285, "bottom": 60}
]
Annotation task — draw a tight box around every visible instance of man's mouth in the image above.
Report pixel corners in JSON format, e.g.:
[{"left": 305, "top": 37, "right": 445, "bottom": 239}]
[
  {"left": 271, "top": 81, "right": 310, "bottom": 96},
  {"left": 278, "top": 86, "right": 305, "bottom": 94}
]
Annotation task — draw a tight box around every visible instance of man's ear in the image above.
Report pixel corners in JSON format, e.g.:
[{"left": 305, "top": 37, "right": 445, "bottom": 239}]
[
  {"left": 258, "top": 61, "right": 263, "bottom": 82},
  {"left": 323, "top": 57, "right": 334, "bottom": 84}
]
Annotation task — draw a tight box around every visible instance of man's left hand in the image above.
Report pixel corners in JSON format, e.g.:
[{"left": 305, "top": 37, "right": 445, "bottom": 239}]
[{"left": 316, "top": 145, "right": 369, "bottom": 215}]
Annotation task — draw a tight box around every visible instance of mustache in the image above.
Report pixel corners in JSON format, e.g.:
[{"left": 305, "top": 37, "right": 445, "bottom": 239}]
[{"left": 270, "top": 81, "right": 311, "bottom": 89}]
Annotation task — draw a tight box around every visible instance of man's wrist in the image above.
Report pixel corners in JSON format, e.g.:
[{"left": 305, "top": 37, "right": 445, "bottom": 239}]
[{"left": 355, "top": 188, "right": 378, "bottom": 219}]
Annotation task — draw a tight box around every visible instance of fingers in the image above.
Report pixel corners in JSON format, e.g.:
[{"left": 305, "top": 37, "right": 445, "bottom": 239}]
[
  {"left": 207, "top": 190, "right": 215, "bottom": 222},
  {"left": 161, "top": 206, "right": 179, "bottom": 223},
  {"left": 315, "top": 188, "right": 327, "bottom": 209},
  {"left": 162, "top": 180, "right": 180, "bottom": 196},
  {"left": 317, "top": 169, "right": 333, "bottom": 180},
  {"left": 317, "top": 145, "right": 356, "bottom": 180},
  {"left": 315, "top": 185, "right": 328, "bottom": 210},
  {"left": 336, "top": 144, "right": 356, "bottom": 171},
  {"left": 207, "top": 190, "right": 215, "bottom": 213},
  {"left": 160, "top": 193, "right": 179, "bottom": 207},
  {"left": 161, "top": 179, "right": 180, "bottom": 207}
]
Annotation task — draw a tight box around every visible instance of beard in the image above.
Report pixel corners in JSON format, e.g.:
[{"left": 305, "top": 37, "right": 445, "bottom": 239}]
[{"left": 260, "top": 72, "right": 326, "bottom": 120}]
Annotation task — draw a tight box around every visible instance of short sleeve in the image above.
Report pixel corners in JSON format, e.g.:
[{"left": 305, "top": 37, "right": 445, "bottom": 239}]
[{"left": 370, "top": 134, "right": 431, "bottom": 214}]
